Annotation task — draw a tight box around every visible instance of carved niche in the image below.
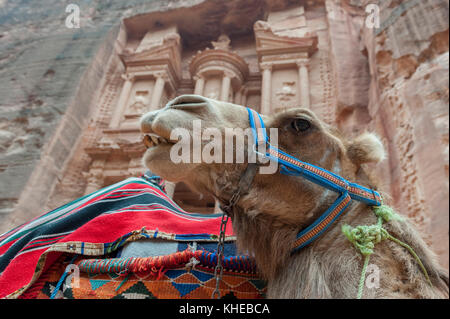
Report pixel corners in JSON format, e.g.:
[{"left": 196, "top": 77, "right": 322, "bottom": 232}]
[
  {"left": 113, "top": 25, "right": 182, "bottom": 129},
  {"left": 189, "top": 35, "right": 249, "bottom": 103},
  {"left": 254, "top": 7, "right": 318, "bottom": 113}
]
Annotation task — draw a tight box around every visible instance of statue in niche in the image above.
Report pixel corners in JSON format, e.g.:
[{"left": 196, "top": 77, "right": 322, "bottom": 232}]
[
  {"left": 276, "top": 81, "right": 296, "bottom": 102},
  {"left": 127, "top": 90, "right": 149, "bottom": 114},
  {"left": 206, "top": 91, "right": 219, "bottom": 100},
  {"left": 212, "top": 34, "right": 231, "bottom": 51}
]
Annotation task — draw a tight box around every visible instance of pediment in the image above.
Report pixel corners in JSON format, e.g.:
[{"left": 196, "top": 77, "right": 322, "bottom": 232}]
[
  {"left": 119, "top": 36, "right": 182, "bottom": 80},
  {"left": 254, "top": 20, "right": 318, "bottom": 57},
  {"left": 121, "top": 43, "right": 180, "bottom": 66}
]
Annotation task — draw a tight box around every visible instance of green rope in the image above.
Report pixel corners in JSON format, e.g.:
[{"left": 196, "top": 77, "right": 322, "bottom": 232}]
[
  {"left": 387, "top": 234, "right": 432, "bottom": 286},
  {"left": 372, "top": 204, "right": 403, "bottom": 223},
  {"left": 342, "top": 223, "right": 388, "bottom": 256},
  {"left": 342, "top": 204, "right": 432, "bottom": 299},
  {"left": 357, "top": 255, "right": 371, "bottom": 299}
]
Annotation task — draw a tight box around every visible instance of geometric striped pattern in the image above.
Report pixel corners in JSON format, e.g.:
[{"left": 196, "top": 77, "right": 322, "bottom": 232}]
[
  {"left": 24, "top": 252, "right": 266, "bottom": 299},
  {"left": 20, "top": 244, "right": 266, "bottom": 299},
  {"left": 0, "top": 174, "right": 236, "bottom": 299}
]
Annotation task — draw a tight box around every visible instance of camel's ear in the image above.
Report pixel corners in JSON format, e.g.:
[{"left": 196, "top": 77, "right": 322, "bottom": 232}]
[{"left": 347, "top": 132, "right": 386, "bottom": 165}]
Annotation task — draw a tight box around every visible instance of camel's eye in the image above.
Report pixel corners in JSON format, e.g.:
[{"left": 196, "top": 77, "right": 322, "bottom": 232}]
[{"left": 291, "top": 118, "right": 311, "bottom": 132}]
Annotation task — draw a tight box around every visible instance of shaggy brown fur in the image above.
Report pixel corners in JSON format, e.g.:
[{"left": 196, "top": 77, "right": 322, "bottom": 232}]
[{"left": 140, "top": 95, "right": 449, "bottom": 298}]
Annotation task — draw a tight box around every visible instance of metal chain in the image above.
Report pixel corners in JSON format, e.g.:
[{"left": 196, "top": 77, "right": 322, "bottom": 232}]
[
  {"left": 211, "top": 165, "right": 253, "bottom": 298},
  {"left": 211, "top": 212, "right": 229, "bottom": 299}
]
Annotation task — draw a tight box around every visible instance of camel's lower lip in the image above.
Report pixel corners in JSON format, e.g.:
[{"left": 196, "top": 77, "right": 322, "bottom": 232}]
[{"left": 143, "top": 133, "right": 176, "bottom": 149}]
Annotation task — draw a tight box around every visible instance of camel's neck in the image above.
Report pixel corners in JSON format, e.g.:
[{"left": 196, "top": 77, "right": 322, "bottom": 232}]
[
  {"left": 225, "top": 159, "right": 384, "bottom": 294},
  {"left": 232, "top": 188, "right": 376, "bottom": 291},
  {"left": 229, "top": 168, "right": 447, "bottom": 298}
]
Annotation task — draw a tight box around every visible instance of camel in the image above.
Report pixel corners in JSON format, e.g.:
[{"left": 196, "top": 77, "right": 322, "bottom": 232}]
[{"left": 140, "top": 94, "right": 449, "bottom": 298}]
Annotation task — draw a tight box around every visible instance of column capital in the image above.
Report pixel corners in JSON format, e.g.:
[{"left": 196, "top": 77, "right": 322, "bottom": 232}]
[
  {"left": 260, "top": 62, "right": 273, "bottom": 71},
  {"left": 153, "top": 71, "right": 169, "bottom": 82},
  {"left": 223, "top": 70, "right": 235, "bottom": 79},
  {"left": 296, "top": 59, "right": 310, "bottom": 69},
  {"left": 121, "top": 73, "right": 135, "bottom": 81}
]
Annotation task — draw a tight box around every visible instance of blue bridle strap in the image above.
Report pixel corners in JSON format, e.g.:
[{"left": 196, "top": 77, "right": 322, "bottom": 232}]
[{"left": 246, "top": 108, "right": 382, "bottom": 253}]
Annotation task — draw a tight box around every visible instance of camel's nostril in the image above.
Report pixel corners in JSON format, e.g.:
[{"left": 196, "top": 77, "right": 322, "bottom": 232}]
[
  {"left": 167, "top": 94, "right": 209, "bottom": 109},
  {"left": 140, "top": 111, "right": 159, "bottom": 133}
]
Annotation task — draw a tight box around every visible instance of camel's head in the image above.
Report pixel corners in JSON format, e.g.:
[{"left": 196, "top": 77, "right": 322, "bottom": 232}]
[{"left": 140, "top": 94, "right": 385, "bottom": 226}]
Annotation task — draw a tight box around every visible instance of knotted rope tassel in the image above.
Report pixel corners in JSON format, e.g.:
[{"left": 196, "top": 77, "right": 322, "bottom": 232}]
[{"left": 342, "top": 204, "right": 432, "bottom": 299}]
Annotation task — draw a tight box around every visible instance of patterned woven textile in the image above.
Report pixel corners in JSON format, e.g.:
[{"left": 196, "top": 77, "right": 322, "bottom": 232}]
[
  {"left": 0, "top": 173, "right": 263, "bottom": 299},
  {"left": 22, "top": 250, "right": 266, "bottom": 299}
]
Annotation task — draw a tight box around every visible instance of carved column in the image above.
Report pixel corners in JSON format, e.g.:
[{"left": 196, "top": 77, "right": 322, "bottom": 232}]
[
  {"left": 83, "top": 171, "right": 104, "bottom": 196},
  {"left": 149, "top": 72, "right": 166, "bottom": 110},
  {"left": 260, "top": 63, "right": 272, "bottom": 114},
  {"left": 194, "top": 75, "right": 205, "bottom": 95},
  {"left": 111, "top": 73, "right": 134, "bottom": 127},
  {"left": 297, "top": 59, "right": 310, "bottom": 108},
  {"left": 234, "top": 88, "right": 242, "bottom": 105},
  {"left": 241, "top": 88, "right": 248, "bottom": 106},
  {"left": 220, "top": 72, "right": 232, "bottom": 102}
]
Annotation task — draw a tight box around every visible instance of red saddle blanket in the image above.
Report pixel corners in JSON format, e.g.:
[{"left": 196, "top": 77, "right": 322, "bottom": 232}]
[{"left": 0, "top": 174, "right": 248, "bottom": 299}]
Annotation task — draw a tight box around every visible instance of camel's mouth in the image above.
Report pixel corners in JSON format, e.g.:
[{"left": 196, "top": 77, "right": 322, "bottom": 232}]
[{"left": 143, "top": 133, "right": 177, "bottom": 149}]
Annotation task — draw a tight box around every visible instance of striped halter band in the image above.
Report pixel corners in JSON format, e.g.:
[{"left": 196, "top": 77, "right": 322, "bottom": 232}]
[{"left": 246, "top": 108, "right": 383, "bottom": 254}]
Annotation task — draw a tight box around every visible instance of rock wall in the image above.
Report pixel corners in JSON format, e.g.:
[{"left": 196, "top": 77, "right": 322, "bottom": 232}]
[
  {"left": 330, "top": 0, "right": 449, "bottom": 268},
  {"left": 368, "top": 0, "right": 449, "bottom": 269},
  {"left": 0, "top": 0, "right": 207, "bottom": 229}
]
